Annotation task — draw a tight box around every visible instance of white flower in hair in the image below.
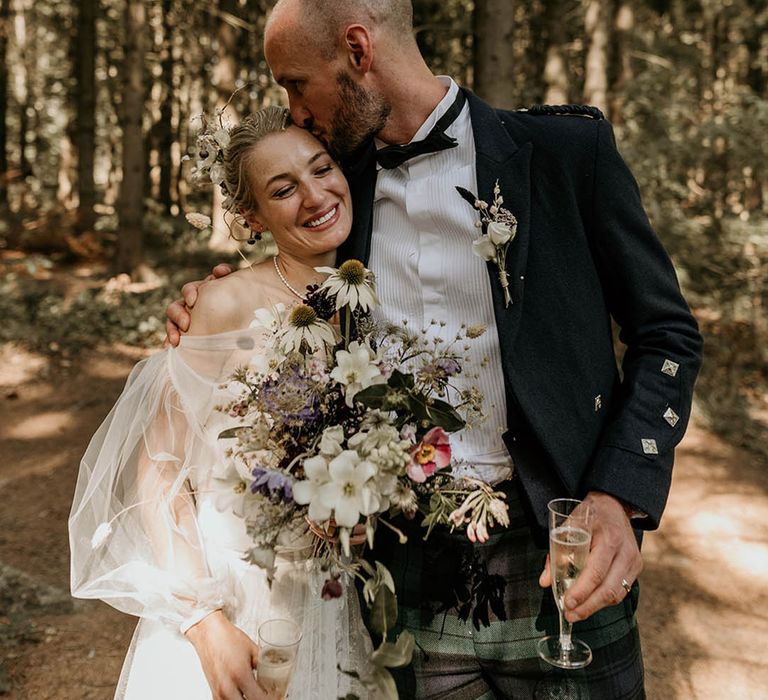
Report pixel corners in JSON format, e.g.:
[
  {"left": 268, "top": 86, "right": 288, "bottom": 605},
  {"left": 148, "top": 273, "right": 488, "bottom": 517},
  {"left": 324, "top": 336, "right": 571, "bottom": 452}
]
[
  {"left": 185, "top": 212, "right": 212, "bottom": 230},
  {"left": 209, "top": 163, "right": 226, "bottom": 186},
  {"left": 213, "top": 128, "right": 231, "bottom": 148}
]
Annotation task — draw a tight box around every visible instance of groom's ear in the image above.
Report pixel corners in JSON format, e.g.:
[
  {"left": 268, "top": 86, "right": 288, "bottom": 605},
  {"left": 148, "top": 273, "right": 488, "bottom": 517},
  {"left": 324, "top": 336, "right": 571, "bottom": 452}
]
[{"left": 343, "top": 25, "right": 373, "bottom": 74}]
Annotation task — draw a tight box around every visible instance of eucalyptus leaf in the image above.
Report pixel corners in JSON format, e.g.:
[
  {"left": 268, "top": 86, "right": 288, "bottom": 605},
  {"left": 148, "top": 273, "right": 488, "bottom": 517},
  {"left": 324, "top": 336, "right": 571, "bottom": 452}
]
[
  {"left": 387, "top": 369, "right": 415, "bottom": 390},
  {"left": 375, "top": 561, "right": 396, "bottom": 594},
  {"left": 364, "top": 668, "right": 399, "bottom": 700},
  {"left": 406, "top": 394, "right": 465, "bottom": 432},
  {"left": 370, "top": 631, "right": 415, "bottom": 669},
  {"left": 218, "top": 426, "right": 248, "bottom": 440},
  {"left": 425, "top": 399, "right": 466, "bottom": 432},
  {"left": 354, "top": 383, "right": 389, "bottom": 408},
  {"left": 369, "top": 584, "right": 398, "bottom": 636}
]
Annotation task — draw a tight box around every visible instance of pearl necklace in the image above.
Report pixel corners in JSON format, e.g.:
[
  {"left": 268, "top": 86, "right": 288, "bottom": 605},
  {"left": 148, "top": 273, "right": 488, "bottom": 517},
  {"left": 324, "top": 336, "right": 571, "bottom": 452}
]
[{"left": 273, "top": 255, "right": 306, "bottom": 301}]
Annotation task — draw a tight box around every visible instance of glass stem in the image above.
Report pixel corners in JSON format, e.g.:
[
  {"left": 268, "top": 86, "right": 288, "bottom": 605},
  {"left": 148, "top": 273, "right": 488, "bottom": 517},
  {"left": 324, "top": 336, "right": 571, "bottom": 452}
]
[{"left": 558, "top": 608, "right": 574, "bottom": 652}]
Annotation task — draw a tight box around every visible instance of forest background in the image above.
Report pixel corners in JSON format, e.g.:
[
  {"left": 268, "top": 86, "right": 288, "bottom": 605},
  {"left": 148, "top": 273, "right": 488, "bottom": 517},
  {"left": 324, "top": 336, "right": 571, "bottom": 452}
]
[{"left": 0, "top": 0, "right": 767, "bottom": 698}]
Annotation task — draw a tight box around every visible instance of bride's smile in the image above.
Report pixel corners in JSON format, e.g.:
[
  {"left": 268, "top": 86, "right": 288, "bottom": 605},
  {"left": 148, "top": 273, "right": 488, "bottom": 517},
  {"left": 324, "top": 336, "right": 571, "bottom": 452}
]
[{"left": 245, "top": 126, "right": 352, "bottom": 263}]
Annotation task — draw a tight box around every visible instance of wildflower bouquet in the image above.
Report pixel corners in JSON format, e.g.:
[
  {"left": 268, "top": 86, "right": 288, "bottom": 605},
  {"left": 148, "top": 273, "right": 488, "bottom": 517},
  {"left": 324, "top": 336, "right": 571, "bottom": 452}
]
[{"left": 218, "top": 259, "right": 510, "bottom": 698}]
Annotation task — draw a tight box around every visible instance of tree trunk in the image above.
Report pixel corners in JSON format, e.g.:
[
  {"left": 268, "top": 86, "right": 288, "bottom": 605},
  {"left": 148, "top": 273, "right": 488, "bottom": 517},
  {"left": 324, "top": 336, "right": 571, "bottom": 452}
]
[
  {"left": 583, "top": 0, "right": 612, "bottom": 116},
  {"left": 157, "top": 0, "right": 174, "bottom": 212},
  {"left": 13, "top": 0, "right": 29, "bottom": 184},
  {"left": 0, "top": 0, "right": 11, "bottom": 210},
  {"left": 116, "top": 0, "right": 146, "bottom": 276},
  {"left": 609, "top": 1, "right": 634, "bottom": 124},
  {"left": 74, "top": 0, "right": 97, "bottom": 233},
  {"left": 208, "top": 0, "right": 240, "bottom": 253},
  {"left": 473, "top": 0, "right": 516, "bottom": 109},
  {"left": 542, "top": 0, "right": 570, "bottom": 105}
]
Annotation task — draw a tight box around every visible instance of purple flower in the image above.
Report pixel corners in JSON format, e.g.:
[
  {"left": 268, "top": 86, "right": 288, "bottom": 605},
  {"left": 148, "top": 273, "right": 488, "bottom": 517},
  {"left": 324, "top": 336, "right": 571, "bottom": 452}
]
[
  {"left": 260, "top": 365, "right": 320, "bottom": 424},
  {"left": 251, "top": 467, "right": 294, "bottom": 503},
  {"left": 437, "top": 358, "right": 461, "bottom": 376},
  {"left": 418, "top": 357, "right": 462, "bottom": 387}
]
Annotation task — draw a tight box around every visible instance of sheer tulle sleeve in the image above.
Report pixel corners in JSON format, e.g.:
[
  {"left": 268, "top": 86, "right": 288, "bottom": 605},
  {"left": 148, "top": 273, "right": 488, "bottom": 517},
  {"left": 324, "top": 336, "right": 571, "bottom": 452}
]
[{"left": 69, "top": 329, "right": 264, "bottom": 634}]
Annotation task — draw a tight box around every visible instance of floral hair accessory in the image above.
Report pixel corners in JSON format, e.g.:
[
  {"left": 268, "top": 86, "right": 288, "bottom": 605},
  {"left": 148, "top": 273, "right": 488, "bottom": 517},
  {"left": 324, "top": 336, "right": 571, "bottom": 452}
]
[{"left": 456, "top": 180, "right": 518, "bottom": 307}]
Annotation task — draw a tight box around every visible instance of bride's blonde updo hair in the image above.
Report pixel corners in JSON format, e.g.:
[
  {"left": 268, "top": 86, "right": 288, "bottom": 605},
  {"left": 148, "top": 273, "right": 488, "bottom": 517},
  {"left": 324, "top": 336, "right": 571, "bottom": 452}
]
[{"left": 223, "top": 106, "right": 293, "bottom": 221}]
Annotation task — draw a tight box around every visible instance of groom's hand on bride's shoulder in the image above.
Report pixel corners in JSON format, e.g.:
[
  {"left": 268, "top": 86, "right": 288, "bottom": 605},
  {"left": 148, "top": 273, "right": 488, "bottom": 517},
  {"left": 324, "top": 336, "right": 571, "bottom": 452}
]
[
  {"left": 164, "top": 264, "right": 236, "bottom": 346},
  {"left": 538, "top": 490, "right": 643, "bottom": 623}
]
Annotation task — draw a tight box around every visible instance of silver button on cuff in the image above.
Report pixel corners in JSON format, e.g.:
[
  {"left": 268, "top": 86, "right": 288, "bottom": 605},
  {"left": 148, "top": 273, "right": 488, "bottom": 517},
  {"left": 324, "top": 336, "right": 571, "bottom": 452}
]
[
  {"left": 641, "top": 438, "right": 659, "bottom": 455},
  {"left": 663, "top": 407, "right": 680, "bottom": 427},
  {"left": 661, "top": 359, "right": 680, "bottom": 377}
]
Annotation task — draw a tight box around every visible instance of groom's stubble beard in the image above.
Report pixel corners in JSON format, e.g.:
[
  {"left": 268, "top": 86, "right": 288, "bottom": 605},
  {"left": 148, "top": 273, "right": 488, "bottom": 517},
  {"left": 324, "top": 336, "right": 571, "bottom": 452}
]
[{"left": 326, "top": 71, "right": 391, "bottom": 161}]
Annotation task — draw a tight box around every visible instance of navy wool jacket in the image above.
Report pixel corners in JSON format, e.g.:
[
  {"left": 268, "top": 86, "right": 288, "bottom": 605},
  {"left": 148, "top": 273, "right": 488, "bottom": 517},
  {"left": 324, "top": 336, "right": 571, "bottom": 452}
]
[{"left": 338, "top": 89, "right": 704, "bottom": 534}]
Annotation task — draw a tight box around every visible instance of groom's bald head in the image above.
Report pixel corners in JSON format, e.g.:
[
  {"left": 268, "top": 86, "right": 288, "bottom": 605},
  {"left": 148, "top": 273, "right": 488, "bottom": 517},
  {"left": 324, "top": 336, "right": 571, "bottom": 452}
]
[
  {"left": 267, "top": 0, "right": 416, "bottom": 58},
  {"left": 265, "top": 0, "right": 426, "bottom": 159}
]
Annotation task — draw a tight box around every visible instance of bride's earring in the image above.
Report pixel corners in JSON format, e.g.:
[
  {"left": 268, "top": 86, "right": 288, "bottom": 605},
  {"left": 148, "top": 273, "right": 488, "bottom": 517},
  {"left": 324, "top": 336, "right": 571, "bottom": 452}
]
[{"left": 246, "top": 222, "right": 266, "bottom": 245}]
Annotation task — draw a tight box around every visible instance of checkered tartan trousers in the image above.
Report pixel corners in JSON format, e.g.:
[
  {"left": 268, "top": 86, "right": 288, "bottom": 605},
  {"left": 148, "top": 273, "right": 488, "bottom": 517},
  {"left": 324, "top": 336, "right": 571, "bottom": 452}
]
[{"left": 368, "top": 480, "right": 645, "bottom": 700}]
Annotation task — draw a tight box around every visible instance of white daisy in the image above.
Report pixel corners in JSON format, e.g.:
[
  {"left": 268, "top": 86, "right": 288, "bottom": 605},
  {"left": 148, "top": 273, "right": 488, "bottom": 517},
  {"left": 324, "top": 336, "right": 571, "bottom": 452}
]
[
  {"left": 250, "top": 303, "right": 286, "bottom": 331},
  {"left": 275, "top": 305, "right": 338, "bottom": 354},
  {"left": 315, "top": 260, "right": 379, "bottom": 313}
]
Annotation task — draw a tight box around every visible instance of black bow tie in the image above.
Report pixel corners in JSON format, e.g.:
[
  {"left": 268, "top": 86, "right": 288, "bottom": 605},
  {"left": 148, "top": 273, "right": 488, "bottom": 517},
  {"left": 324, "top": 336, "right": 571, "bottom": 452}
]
[{"left": 376, "top": 89, "right": 466, "bottom": 170}]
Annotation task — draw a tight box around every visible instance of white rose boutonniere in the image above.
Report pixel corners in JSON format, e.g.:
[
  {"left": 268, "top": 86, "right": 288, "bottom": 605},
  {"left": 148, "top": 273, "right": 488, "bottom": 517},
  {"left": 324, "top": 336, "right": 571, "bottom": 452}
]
[{"left": 457, "top": 181, "right": 518, "bottom": 307}]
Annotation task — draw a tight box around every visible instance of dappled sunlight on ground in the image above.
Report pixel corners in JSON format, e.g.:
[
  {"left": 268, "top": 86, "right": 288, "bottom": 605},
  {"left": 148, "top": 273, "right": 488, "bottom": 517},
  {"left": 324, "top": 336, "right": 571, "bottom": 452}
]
[
  {"left": 1, "top": 339, "right": 767, "bottom": 698},
  {"left": 6, "top": 411, "right": 74, "bottom": 440},
  {"left": 639, "top": 422, "right": 768, "bottom": 699},
  {"left": 0, "top": 344, "right": 49, "bottom": 388}
]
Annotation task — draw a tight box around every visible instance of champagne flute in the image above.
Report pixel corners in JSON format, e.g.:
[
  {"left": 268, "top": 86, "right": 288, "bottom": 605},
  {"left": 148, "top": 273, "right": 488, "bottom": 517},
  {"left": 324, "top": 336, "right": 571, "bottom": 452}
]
[
  {"left": 256, "top": 618, "right": 302, "bottom": 699},
  {"left": 537, "top": 498, "right": 593, "bottom": 669}
]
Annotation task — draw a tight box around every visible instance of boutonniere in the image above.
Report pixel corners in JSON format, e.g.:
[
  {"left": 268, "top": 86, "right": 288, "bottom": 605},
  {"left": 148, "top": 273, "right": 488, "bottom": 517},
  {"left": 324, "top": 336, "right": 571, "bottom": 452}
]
[{"left": 456, "top": 180, "right": 518, "bottom": 307}]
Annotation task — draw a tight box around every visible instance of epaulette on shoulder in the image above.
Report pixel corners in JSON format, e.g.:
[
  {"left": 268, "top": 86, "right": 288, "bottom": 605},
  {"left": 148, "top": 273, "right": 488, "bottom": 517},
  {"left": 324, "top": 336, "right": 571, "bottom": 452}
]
[{"left": 519, "top": 104, "right": 605, "bottom": 120}]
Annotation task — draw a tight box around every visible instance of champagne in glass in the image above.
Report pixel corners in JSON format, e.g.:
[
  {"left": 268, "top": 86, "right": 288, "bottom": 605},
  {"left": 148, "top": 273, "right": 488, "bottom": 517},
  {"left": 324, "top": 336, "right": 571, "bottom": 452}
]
[
  {"left": 537, "top": 498, "right": 593, "bottom": 669},
  {"left": 256, "top": 618, "right": 302, "bottom": 699}
]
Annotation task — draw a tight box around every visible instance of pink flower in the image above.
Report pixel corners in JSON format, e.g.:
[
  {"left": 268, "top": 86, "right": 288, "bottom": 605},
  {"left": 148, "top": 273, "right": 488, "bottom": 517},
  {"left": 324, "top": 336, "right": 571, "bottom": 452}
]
[{"left": 407, "top": 427, "right": 451, "bottom": 483}]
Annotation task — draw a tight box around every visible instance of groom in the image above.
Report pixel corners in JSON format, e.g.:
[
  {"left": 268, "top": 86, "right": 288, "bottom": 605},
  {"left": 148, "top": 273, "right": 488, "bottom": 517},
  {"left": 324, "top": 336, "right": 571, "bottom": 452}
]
[{"left": 167, "top": 1, "right": 702, "bottom": 697}]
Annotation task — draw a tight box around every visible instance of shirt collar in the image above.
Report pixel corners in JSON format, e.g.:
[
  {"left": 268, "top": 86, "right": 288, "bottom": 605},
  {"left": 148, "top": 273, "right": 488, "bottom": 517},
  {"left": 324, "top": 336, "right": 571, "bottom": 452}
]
[{"left": 374, "top": 76, "right": 459, "bottom": 152}]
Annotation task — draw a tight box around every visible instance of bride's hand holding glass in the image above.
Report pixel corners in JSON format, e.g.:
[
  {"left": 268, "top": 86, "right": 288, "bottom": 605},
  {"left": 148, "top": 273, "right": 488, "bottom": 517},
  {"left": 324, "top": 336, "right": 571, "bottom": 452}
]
[{"left": 185, "top": 611, "right": 269, "bottom": 700}]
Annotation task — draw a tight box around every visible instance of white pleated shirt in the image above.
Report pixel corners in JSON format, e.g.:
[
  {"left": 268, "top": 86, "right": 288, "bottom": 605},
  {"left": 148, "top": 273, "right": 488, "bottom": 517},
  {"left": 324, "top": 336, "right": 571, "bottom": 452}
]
[{"left": 370, "top": 77, "right": 513, "bottom": 484}]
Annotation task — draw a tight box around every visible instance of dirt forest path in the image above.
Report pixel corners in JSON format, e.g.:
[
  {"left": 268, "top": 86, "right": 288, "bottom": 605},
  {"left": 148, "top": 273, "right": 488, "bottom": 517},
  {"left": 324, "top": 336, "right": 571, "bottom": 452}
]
[{"left": 1, "top": 342, "right": 767, "bottom": 700}]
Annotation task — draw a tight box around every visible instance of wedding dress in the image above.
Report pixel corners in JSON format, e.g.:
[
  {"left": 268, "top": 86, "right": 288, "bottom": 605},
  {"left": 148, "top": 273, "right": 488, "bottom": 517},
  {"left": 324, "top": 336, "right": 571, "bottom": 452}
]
[{"left": 69, "top": 326, "right": 371, "bottom": 699}]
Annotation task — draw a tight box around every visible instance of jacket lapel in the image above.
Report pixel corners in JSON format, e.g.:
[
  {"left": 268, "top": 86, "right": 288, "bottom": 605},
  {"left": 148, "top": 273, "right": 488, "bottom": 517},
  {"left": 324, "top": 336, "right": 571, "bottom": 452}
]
[
  {"left": 337, "top": 92, "right": 533, "bottom": 358},
  {"left": 465, "top": 89, "right": 532, "bottom": 353},
  {"left": 337, "top": 141, "right": 377, "bottom": 266}
]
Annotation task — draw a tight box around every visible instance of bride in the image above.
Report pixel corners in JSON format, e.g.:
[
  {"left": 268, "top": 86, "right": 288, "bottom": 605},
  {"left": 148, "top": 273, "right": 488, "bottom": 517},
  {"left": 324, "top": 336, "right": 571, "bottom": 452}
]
[{"left": 69, "top": 106, "right": 370, "bottom": 700}]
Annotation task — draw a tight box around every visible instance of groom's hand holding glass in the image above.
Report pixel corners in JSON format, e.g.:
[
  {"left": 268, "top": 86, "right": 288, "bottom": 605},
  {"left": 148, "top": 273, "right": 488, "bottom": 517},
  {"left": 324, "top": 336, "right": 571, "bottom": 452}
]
[{"left": 539, "top": 491, "right": 643, "bottom": 623}]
